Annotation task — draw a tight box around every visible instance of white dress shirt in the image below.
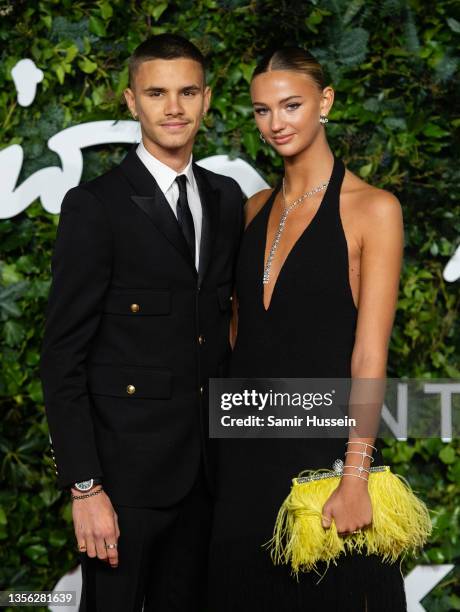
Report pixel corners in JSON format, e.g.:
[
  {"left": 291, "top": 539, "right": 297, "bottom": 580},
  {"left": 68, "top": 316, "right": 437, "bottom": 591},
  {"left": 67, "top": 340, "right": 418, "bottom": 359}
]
[{"left": 136, "top": 140, "right": 202, "bottom": 270}]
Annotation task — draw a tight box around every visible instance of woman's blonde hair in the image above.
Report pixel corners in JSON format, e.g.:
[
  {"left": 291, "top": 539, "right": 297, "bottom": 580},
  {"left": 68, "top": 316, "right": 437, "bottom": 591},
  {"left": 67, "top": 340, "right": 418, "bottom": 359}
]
[{"left": 252, "top": 46, "right": 326, "bottom": 91}]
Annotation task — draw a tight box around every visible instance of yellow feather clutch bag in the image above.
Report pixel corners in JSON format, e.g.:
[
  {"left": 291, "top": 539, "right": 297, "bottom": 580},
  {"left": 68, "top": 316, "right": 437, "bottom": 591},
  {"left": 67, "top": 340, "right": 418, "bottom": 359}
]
[{"left": 267, "top": 464, "right": 432, "bottom": 575}]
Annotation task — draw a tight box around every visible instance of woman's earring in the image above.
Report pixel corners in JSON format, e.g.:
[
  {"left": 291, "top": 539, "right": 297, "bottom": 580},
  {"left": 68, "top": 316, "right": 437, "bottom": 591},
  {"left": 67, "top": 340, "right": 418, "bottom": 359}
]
[
  {"left": 259, "top": 132, "right": 266, "bottom": 143},
  {"left": 319, "top": 114, "right": 329, "bottom": 125}
]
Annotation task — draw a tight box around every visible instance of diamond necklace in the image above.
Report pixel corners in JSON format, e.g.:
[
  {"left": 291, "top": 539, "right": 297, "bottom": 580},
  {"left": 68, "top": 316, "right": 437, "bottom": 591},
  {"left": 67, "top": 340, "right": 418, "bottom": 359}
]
[{"left": 262, "top": 177, "right": 330, "bottom": 285}]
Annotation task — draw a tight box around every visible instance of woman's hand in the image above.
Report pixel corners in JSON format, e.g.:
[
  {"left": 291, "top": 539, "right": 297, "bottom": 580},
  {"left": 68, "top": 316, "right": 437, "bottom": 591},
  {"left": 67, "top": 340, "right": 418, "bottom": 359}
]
[{"left": 321, "top": 478, "right": 373, "bottom": 536}]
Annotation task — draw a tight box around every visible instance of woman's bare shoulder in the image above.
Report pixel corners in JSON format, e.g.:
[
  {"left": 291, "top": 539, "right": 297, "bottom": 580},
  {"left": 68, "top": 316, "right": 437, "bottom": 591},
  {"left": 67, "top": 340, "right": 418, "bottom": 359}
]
[
  {"left": 342, "top": 168, "right": 402, "bottom": 223},
  {"left": 244, "top": 188, "right": 275, "bottom": 229}
]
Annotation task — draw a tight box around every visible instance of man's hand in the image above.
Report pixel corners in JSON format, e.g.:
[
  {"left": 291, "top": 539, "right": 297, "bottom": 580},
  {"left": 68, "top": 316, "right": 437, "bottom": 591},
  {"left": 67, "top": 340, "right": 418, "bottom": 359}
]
[
  {"left": 321, "top": 478, "right": 372, "bottom": 536},
  {"left": 72, "top": 489, "right": 120, "bottom": 568}
]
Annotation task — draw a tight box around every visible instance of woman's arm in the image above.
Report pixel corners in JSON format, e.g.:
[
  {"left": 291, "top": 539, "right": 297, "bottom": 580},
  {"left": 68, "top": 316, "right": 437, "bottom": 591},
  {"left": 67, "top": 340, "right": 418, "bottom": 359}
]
[
  {"left": 351, "top": 190, "right": 403, "bottom": 377},
  {"left": 322, "top": 189, "right": 404, "bottom": 535}
]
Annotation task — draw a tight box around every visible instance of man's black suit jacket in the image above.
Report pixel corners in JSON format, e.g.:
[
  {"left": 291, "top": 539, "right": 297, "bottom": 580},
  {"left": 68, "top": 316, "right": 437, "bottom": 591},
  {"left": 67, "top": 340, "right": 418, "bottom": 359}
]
[{"left": 40, "top": 148, "right": 244, "bottom": 507}]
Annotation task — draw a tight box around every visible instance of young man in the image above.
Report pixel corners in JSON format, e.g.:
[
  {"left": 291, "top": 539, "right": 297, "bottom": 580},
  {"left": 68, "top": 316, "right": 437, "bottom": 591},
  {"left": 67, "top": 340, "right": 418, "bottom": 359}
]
[{"left": 40, "top": 34, "right": 243, "bottom": 611}]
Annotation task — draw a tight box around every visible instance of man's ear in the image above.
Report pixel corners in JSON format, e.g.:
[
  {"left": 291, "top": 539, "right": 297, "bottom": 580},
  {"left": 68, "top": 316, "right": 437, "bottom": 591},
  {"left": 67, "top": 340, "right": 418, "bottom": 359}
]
[
  {"left": 203, "top": 85, "right": 212, "bottom": 115},
  {"left": 124, "top": 87, "right": 137, "bottom": 119}
]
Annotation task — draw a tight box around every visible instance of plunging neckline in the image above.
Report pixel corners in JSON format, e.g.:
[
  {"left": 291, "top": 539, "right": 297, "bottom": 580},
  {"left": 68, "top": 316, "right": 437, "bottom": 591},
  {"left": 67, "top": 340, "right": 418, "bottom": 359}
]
[{"left": 261, "top": 157, "right": 338, "bottom": 312}]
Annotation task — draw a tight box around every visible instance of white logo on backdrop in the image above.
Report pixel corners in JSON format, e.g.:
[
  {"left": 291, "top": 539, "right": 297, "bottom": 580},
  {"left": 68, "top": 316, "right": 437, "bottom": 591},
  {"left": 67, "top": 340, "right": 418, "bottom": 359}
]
[
  {"left": 11, "top": 59, "right": 44, "bottom": 107},
  {"left": 2, "top": 60, "right": 456, "bottom": 609},
  {"left": 443, "top": 245, "right": 460, "bottom": 282}
]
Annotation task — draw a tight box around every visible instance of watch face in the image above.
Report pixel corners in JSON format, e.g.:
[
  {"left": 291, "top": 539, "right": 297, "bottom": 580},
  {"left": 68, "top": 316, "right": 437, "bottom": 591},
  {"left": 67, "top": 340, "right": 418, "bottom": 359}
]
[{"left": 75, "top": 479, "right": 93, "bottom": 492}]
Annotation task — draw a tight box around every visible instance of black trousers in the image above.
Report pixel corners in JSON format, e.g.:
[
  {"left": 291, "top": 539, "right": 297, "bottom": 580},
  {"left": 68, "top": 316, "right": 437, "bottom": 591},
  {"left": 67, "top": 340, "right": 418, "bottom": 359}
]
[{"left": 79, "top": 463, "right": 212, "bottom": 612}]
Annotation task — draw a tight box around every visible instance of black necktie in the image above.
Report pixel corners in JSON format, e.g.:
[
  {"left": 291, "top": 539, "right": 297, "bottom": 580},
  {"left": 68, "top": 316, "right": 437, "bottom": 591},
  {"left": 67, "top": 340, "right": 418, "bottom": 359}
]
[{"left": 175, "top": 175, "right": 196, "bottom": 265}]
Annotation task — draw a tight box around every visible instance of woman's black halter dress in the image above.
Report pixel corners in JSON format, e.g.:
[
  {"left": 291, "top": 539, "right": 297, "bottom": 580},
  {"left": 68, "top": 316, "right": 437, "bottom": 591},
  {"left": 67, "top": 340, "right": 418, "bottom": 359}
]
[{"left": 208, "top": 156, "right": 406, "bottom": 611}]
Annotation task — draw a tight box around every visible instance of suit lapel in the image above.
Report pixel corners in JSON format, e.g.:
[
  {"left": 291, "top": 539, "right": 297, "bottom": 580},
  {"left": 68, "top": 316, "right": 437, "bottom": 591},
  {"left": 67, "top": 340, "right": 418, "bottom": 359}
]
[
  {"left": 194, "top": 162, "right": 221, "bottom": 285},
  {"left": 120, "top": 148, "right": 196, "bottom": 272}
]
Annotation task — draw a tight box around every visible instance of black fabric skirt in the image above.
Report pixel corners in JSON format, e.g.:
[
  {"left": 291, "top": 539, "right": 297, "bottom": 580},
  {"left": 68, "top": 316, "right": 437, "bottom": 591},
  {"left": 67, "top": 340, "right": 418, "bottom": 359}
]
[{"left": 208, "top": 495, "right": 407, "bottom": 612}]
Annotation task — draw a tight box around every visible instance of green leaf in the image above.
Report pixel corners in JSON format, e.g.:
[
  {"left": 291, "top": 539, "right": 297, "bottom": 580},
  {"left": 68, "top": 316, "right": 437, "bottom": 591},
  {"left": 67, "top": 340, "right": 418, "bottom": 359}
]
[
  {"left": 55, "top": 64, "right": 65, "bottom": 85},
  {"left": 447, "top": 460, "right": 460, "bottom": 484},
  {"left": 25, "top": 350, "right": 40, "bottom": 366},
  {"left": 439, "top": 446, "right": 456, "bottom": 464},
  {"left": 426, "top": 547, "right": 446, "bottom": 563},
  {"left": 24, "top": 544, "right": 48, "bottom": 563},
  {"left": 0, "top": 507, "right": 7, "bottom": 526},
  {"left": 62, "top": 503, "right": 73, "bottom": 524},
  {"left": 27, "top": 380, "right": 44, "bottom": 403},
  {"left": 4, "top": 320, "right": 25, "bottom": 347},
  {"left": 430, "top": 242, "right": 439, "bottom": 256},
  {"left": 114, "top": 65, "right": 129, "bottom": 97},
  {"left": 305, "top": 8, "right": 325, "bottom": 32},
  {"left": 91, "top": 84, "right": 106, "bottom": 106},
  {"left": 239, "top": 62, "right": 256, "bottom": 84},
  {"left": 65, "top": 44, "right": 79, "bottom": 63},
  {"left": 40, "top": 488, "right": 62, "bottom": 507},
  {"left": 15, "top": 255, "right": 38, "bottom": 275},
  {"left": 2, "top": 263, "right": 23, "bottom": 284},
  {"left": 41, "top": 15, "right": 52, "bottom": 29},
  {"left": 343, "top": 0, "right": 365, "bottom": 25},
  {"left": 447, "top": 17, "right": 460, "bottom": 33},
  {"left": 26, "top": 279, "right": 51, "bottom": 300},
  {"left": 49, "top": 530, "right": 68, "bottom": 547},
  {"left": 383, "top": 117, "right": 407, "bottom": 131},
  {"left": 89, "top": 15, "right": 107, "bottom": 37},
  {"left": 242, "top": 130, "right": 259, "bottom": 159},
  {"left": 448, "top": 594, "right": 460, "bottom": 611},
  {"left": 359, "top": 163, "right": 373, "bottom": 178},
  {"left": 213, "top": 95, "right": 229, "bottom": 118},
  {"left": 99, "top": 0, "right": 113, "bottom": 19},
  {"left": 422, "top": 123, "right": 449, "bottom": 138},
  {"left": 338, "top": 28, "right": 369, "bottom": 66},
  {"left": 149, "top": 2, "right": 168, "bottom": 21},
  {"left": 78, "top": 58, "right": 98, "bottom": 74}
]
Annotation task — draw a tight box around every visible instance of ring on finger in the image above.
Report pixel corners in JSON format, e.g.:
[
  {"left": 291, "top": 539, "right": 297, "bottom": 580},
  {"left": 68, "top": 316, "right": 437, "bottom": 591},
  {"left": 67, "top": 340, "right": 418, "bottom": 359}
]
[{"left": 104, "top": 543, "right": 117, "bottom": 549}]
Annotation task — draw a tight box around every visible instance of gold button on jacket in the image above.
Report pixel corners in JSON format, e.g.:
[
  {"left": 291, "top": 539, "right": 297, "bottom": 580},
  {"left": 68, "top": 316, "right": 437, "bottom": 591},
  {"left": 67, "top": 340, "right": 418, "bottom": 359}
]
[
  {"left": 130, "top": 303, "right": 140, "bottom": 313},
  {"left": 126, "top": 384, "right": 136, "bottom": 395}
]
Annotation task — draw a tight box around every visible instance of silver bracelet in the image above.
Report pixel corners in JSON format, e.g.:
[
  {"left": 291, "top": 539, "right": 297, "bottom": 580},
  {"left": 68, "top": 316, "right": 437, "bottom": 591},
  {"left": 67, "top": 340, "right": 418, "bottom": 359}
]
[
  {"left": 71, "top": 487, "right": 103, "bottom": 501},
  {"left": 343, "top": 464, "right": 371, "bottom": 473},
  {"left": 346, "top": 441, "right": 377, "bottom": 451},
  {"left": 342, "top": 473, "right": 369, "bottom": 482},
  {"left": 343, "top": 441, "right": 375, "bottom": 479},
  {"left": 342, "top": 463, "right": 371, "bottom": 481},
  {"left": 345, "top": 450, "right": 374, "bottom": 462}
]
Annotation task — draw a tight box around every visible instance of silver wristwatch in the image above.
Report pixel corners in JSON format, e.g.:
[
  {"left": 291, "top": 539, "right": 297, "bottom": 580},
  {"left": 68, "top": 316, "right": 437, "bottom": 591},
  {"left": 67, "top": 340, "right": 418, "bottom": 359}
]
[{"left": 73, "top": 478, "right": 102, "bottom": 492}]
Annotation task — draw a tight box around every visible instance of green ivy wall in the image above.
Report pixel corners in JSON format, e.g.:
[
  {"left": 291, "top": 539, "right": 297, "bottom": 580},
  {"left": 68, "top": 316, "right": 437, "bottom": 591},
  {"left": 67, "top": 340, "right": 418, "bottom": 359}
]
[{"left": 0, "top": 1, "right": 459, "bottom": 610}]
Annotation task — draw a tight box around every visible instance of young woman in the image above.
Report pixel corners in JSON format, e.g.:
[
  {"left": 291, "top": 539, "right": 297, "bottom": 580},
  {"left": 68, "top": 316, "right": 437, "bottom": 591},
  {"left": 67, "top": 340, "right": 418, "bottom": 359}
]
[{"left": 208, "top": 47, "right": 406, "bottom": 611}]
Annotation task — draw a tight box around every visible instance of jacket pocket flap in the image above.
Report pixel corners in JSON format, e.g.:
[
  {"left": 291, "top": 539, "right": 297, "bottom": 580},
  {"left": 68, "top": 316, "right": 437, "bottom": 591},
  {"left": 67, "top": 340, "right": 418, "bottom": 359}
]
[
  {"left": 103, "top": 290, "right": 171, "bottom": 315},
  {"left": 217, "top": 283, "right": 233, "bottom": 311},
  {"left": 88, "top": 364, "right": 172, "bottom": 399}
]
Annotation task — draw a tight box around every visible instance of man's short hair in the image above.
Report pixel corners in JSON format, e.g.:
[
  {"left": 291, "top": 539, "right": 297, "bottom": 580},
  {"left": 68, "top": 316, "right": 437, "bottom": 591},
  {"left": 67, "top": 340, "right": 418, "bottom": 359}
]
[{"left": 128, "top": 33, "right": 206, "bottom": 87}]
